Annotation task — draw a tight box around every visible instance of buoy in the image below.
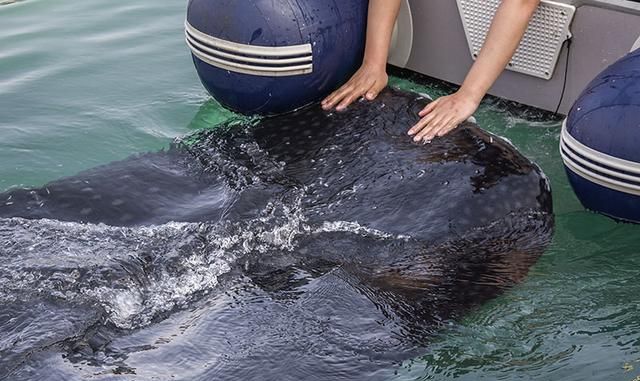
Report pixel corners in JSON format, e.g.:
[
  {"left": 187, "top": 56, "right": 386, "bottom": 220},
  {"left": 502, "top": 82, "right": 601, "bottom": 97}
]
[
  {"left": 560, "top": 49, "right": 640, "bottom": 223},
  {"left": 185, "top": 0, "right": 368, "bottom": 115}
]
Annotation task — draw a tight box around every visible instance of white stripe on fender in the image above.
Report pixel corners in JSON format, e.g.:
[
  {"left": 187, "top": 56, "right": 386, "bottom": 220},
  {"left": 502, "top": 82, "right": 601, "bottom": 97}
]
[
  {"left": 186, "top": 33, "right": 311, "bottom": 66},
  {"left": 561, "top": 119, "right": 640, "bottom": 175},
  {"left": 560, "top": 139, "right": 640, "bottom": 185},
  {"left": 560, "top": 119, "right": 640, "bottom": 196},
  {"left": 185, "top": 21, "right": 311, "bottom": 58},
  {"left": 186, "top": 38, "right": 312, "bottom": 76},
  {"left": 561, "top": 149, "right": 640, "bottom": 196},
  {"left": 185, "top": 21, "right": 313, "bottom": 76}
]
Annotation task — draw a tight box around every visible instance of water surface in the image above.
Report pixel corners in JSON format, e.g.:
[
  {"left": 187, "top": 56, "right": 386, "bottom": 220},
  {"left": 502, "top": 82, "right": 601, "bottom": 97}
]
[{"left": 1, "top": 0, "right": 639, "bottom": 380}]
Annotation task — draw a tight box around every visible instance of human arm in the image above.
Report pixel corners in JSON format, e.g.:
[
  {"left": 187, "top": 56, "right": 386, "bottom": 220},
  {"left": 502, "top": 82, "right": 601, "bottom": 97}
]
[
  {"left": 408, "top": 0, "right": 541, "bottom": 142},
  {"left": 321, "top": 0, "right": 402, "bottom": 111}
]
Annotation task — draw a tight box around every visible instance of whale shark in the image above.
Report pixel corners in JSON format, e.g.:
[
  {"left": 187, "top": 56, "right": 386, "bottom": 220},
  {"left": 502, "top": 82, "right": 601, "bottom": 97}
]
[{"left": 0, "top": 88, "right": 553, "bottom": 380}]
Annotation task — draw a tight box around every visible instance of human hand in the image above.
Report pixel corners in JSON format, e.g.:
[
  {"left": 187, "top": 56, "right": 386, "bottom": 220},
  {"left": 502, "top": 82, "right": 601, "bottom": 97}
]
[
  {"left": 407, "top": 90, "right": 480, "bottom": 142},
  {"left": 321, "top": 64, "right": 388, "bottom": 111}
]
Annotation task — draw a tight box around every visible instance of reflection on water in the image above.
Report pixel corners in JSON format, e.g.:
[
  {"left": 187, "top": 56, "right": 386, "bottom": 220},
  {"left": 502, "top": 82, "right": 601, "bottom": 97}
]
[{"left": 0, "top": 90, "right": 553, "bottom": 380}]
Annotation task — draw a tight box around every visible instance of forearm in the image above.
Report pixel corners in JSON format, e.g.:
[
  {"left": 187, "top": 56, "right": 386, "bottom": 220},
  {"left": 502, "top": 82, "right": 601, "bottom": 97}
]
[
  {"left": 362, "top": 0, "right": 402, "bottom": 70},
  {"left": 460, "top": 0, "right": 541, "bottom": 102}
]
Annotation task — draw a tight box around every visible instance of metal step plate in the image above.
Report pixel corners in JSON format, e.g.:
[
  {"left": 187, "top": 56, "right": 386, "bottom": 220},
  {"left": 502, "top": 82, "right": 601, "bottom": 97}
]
[{"left": 457, "top": 0, "right": 575, "bottom": 80}]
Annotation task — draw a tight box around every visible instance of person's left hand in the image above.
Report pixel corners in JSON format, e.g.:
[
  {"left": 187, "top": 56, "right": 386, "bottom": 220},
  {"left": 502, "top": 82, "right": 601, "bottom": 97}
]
[{"left": 407, "top": 90, "right": 480, "bottom": 143}]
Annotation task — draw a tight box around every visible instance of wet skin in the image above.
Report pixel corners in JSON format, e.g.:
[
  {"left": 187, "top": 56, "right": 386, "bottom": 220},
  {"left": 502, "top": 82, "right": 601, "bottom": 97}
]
[{"left": 0, "top": 89, "right": 553, "bottom": 380}]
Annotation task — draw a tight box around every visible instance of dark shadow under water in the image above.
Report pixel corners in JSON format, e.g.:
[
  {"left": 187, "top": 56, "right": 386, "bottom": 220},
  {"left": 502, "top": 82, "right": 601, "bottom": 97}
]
[{"left": 0, "top": 89, "right": 553, "bottom": 380}]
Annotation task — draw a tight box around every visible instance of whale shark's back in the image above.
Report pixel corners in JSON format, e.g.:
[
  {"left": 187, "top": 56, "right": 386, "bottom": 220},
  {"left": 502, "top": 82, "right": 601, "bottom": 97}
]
[
  {"left": 0, "top": 89, "right": 553, "bottom": 380},
  {"left": 0, "top": 88, "right": 552, "bottom": 240}
]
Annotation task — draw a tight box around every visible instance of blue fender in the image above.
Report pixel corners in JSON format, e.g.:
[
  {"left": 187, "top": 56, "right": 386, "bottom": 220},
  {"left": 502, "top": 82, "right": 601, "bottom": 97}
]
[{"left": 186, "top": 0, "right": 369, "bottom": 115}]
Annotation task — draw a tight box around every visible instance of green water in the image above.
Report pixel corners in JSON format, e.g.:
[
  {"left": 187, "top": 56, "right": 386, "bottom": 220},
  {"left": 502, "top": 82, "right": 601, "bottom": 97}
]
[{"left": 1, "top": 1, "right": 639, "bottom": 380}]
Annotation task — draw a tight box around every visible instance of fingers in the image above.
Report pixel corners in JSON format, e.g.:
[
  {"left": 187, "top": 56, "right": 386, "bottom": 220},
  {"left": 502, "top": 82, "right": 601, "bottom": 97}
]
[
  {"left": 418, "top": 100, "right": 438, "bottom": 117},
  {"left": 322, "top": 67, "right": 388, "bottom": 111},
  {"left": 432, "top": 118, "right": 459, "bottom": 139},
  {"left": 408, "top": 101, "right": 440, "bottom": 137},
  {"left": 336, "top": 85, "right": 368, "bottom": 111},
  {"left": 408, "top": 100, "right": 440, "bottom": 137},
  {"left": 436, "top": 114, "right": 464, "bottom": 137},
  {"left": 414, "top": 113, "right": 451, "bottom": 142},
  {"left": 408, "top": 111, "right": 437, "bottom": 140},
  {"left": 322, "top": 83, "right": 354, "bottom": 110},
  {"left": 322, "top": 79, "right": 372, "bottom": 111},
  {"left": 408, "top": 91, "right": 479, "bottom": 143},
  {"left": 410, "top": 104, "right": 464, "bottom": 143},
  {"left": 365, "top": 80, "right": 386, "bottom": 101}
]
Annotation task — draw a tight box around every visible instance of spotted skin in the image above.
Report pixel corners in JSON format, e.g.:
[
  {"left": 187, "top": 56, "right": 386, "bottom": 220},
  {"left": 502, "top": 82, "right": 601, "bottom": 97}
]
[
  {"left": 0, "top": 88, "right": 554, "bottom": 380},
  {"left": 1, "top": 89, "right": 552, "bottom": 242}
]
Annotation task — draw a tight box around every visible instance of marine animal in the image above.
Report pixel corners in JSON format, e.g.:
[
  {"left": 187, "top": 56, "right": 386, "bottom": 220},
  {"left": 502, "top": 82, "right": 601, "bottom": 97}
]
[{"left": 0, "top": 88, "right": 553, "bottom": 380}]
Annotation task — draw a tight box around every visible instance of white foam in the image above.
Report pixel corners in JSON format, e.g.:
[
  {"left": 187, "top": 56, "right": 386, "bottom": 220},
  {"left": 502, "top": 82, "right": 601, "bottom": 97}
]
[
  {"left": 314, "top": 220, "right": 411, "bottom": 241},
  {"left": 0, "top": 199, "right": 408, "bottom": 329}
]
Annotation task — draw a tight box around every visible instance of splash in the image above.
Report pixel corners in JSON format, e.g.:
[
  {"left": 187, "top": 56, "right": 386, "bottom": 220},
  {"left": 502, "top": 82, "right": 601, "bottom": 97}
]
[{"left": 0, "top": 197, "right": 310, "bottom": 330}]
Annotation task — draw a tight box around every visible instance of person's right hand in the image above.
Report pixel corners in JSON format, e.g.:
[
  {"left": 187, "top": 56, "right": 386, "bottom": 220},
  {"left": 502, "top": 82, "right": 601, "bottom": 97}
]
[{"left": 321, "top": 64, "right": 388, "bottom": 111}]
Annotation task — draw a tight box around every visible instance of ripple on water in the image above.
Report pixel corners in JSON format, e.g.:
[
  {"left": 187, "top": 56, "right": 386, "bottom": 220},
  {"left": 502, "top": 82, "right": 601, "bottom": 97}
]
[{"left": 391, "top": 219, "right": 640, "bottom": 381}]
